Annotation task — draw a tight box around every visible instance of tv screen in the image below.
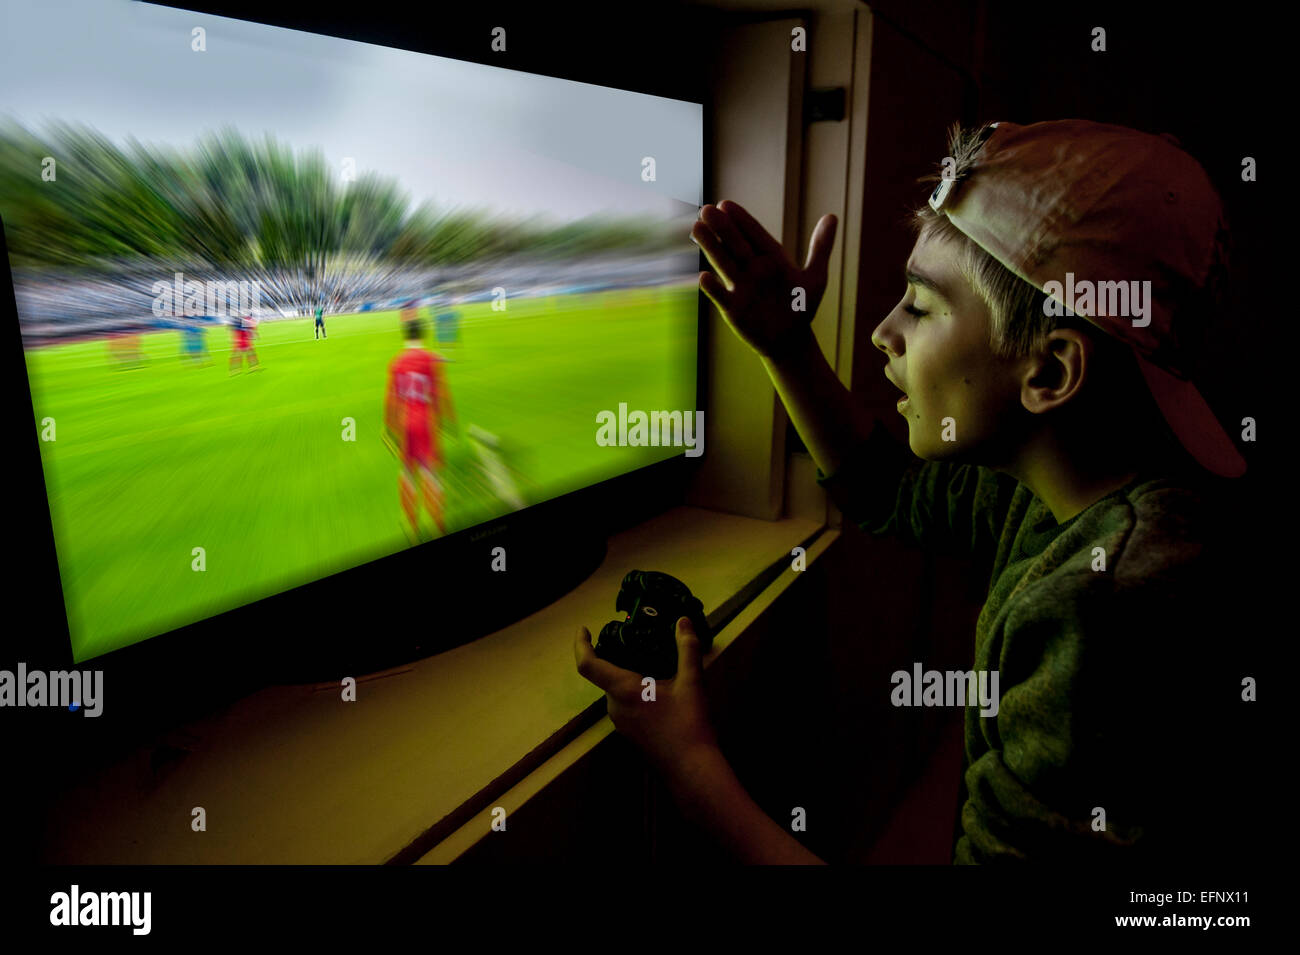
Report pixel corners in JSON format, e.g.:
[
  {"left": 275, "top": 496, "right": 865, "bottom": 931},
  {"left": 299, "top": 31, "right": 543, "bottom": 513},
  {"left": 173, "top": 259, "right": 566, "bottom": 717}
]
[{"left": 0, "top": 0, "right": 703, "bottom": 665}]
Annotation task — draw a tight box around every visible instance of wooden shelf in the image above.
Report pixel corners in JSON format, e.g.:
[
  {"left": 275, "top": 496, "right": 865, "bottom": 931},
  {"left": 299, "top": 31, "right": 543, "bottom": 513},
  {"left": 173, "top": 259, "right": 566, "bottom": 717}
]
[{"left": 43, "top": 505, "right": 827, "bottom": 864}]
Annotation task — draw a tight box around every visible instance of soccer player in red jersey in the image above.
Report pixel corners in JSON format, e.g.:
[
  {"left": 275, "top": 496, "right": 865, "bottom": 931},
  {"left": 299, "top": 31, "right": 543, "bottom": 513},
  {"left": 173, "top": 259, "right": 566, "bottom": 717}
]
[
  {"left": 229, "top": 313, "right": 260, "bottom": 374},
  {"left": 385, "top": 311, "right": 456, "bottom": 539}
]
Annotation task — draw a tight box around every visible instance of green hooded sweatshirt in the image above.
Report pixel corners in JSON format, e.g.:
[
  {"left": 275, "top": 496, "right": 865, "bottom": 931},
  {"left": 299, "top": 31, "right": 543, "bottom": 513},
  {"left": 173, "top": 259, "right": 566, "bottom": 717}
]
[{"left": 816, "top": 421, "right": 1250, "bottom": 863}]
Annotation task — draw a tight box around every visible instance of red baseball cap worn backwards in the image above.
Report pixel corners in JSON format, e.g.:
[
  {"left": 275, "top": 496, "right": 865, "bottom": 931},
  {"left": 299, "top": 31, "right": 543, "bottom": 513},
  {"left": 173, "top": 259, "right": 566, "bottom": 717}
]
[{"left": 927, "top": 119, "right": 1245, "bottom": 478}]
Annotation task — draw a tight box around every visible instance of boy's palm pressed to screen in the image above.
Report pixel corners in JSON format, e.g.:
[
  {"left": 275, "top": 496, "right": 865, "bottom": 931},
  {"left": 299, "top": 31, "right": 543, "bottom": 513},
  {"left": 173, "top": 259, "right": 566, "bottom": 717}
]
[{"left": 693, "top": 200, "right": 837, "bottom": 359}]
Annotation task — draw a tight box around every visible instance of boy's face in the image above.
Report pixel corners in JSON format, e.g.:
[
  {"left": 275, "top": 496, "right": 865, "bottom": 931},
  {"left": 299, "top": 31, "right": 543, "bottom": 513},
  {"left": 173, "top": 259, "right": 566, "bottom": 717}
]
[{"left": 870, "top": 229, "right": 1026, "bottom": 466}]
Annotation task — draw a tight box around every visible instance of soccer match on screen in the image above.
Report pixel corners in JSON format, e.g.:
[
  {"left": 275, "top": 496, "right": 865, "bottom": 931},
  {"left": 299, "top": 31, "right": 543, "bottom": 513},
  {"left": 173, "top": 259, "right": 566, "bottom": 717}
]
[{"left": 0, "top": 1, "right": 702, "bottom": 663}]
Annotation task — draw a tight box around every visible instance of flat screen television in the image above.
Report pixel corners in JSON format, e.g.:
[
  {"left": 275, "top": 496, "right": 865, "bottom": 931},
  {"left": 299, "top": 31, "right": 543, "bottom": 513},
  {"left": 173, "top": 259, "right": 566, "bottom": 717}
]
[{"left": 1, "top": 0, "right": 705, "bottom": 702}]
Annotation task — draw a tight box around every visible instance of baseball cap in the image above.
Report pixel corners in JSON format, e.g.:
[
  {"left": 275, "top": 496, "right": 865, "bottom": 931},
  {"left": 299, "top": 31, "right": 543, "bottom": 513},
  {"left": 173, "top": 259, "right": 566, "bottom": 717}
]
[{"left": 926, "top": 119, "right": 1245, "bottom": 478}]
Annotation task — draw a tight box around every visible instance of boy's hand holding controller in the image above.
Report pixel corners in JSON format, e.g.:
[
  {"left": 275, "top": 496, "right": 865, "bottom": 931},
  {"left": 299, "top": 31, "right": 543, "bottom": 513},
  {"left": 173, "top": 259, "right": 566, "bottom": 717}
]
[
  {"left": 574, "top": 616, "right": 718, "bottom": 778},
  {"left": 574, "top": 615, "right": 826, "bottom": 864},
  {"left": 692, "top": 200, "right": 838, "bottom": 360}
]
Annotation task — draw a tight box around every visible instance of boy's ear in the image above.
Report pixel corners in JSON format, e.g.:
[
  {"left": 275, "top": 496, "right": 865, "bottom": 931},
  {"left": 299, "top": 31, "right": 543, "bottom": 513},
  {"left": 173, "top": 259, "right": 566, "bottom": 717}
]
[{"left": 1021, "top": 329, "right": 1090, "bottom": 413}]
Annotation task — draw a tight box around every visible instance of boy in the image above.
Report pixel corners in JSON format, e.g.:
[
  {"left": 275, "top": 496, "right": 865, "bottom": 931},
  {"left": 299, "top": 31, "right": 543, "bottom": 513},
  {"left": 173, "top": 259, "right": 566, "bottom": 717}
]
[
  {"left": 575, "top": 120, "right": 1255, "bottom": 864},
  {"left": 386, "top": 314, "right": 456, "bottom": 541}
]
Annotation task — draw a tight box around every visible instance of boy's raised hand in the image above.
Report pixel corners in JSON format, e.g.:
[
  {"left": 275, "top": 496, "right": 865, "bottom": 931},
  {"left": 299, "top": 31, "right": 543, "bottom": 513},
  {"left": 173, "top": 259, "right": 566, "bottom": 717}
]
[{"left": 692, "top": 200, "right": 838, "bottom": 358}]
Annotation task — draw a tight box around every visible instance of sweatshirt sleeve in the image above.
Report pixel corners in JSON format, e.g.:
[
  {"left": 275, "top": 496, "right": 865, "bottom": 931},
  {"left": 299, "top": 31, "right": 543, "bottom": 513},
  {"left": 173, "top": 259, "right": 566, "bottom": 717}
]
[{"left": 815, "top": 421, "right": 1020, "bottom": 562}]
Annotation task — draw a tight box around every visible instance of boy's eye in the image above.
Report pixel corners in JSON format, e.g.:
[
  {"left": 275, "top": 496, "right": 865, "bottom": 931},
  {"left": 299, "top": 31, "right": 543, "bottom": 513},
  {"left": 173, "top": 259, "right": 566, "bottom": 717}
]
[{"left": 904, "top": 304, "right": 928, "bottom": 318}]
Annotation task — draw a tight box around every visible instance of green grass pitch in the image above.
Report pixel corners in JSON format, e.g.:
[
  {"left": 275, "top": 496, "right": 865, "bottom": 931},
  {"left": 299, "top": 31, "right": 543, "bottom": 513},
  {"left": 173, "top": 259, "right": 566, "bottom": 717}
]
[{"left": 25, "top": 285, "right": 698, "bottom": 663}]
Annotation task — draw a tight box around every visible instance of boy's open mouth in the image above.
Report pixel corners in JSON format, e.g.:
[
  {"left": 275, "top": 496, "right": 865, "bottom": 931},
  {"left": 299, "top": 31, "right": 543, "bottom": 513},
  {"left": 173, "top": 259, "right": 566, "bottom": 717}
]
[{"left": 884, "top": 367, "right": 908, "bottom": 406}]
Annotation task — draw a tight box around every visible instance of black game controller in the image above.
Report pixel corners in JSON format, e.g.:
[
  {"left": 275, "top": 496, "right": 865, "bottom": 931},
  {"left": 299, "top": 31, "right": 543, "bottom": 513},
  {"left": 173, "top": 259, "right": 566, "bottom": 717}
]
[{"left": 594, "top": 570, "right": 711, "bottom": 679}]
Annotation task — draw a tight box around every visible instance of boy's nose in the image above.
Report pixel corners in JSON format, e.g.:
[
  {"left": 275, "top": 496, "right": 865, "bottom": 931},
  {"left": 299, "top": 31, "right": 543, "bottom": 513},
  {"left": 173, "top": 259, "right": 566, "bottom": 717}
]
[{"left": 871, "top": 320, "right": 899, "bottom": 359}]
